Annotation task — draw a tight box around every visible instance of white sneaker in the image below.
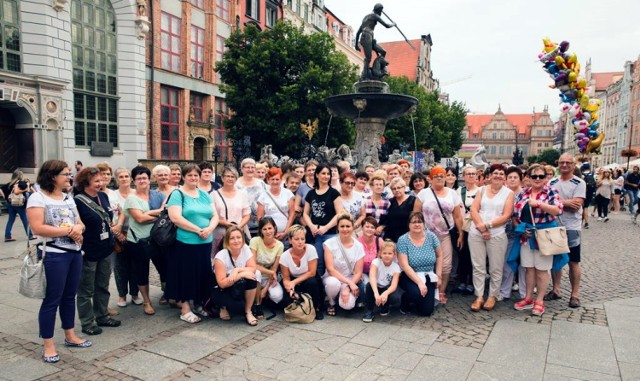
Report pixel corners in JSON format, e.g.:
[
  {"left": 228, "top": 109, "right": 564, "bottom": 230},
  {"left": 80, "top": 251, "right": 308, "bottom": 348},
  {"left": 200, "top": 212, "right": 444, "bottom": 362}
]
[
  {"left": 131, "top": 296, "right": 143, "bottom": 305},
  {"left": 597, "top": 217, "right": 602, "bottom": 221},
  {"left": 604, "top": 217, "right": 610, "bottom": 222}
]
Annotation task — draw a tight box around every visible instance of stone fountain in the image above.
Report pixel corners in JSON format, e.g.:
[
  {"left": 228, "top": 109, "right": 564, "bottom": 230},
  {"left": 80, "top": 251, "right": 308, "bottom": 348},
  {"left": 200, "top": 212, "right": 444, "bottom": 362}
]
[{"left": 325, "top": 3, "right": 418, "bottom": 169}]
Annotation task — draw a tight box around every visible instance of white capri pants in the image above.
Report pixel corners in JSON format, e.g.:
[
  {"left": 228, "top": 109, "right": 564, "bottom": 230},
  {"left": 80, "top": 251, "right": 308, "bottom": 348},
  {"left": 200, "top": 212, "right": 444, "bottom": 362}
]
[
  {"left": 255, "top": 270, "right": 284, "bottom": 304},
  {"left": 323, "top": 276, "right": 357, "bottom": 310}
]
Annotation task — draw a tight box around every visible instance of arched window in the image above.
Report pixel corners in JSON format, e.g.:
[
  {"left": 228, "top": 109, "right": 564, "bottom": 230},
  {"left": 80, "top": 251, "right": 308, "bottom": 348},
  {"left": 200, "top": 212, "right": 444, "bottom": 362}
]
[
  {"left": 71, "top": 0, "right": 118, "bottom": 147},
  {"left": 0, "top": 0, "right": 20, "bottom": 72}
]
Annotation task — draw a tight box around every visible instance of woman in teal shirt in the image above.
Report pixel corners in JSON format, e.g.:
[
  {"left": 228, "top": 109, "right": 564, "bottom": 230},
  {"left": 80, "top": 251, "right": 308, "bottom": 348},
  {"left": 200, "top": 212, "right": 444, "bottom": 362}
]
[{"left": 167, "top": 164, "right": 219, "bottom": 323}]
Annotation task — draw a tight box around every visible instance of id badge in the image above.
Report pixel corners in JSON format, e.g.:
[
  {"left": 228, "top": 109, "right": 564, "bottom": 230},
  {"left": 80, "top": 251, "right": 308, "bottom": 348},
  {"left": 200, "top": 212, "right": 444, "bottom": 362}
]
[{"left": 100, "top": 232, "right": 109, "bottom": 240}]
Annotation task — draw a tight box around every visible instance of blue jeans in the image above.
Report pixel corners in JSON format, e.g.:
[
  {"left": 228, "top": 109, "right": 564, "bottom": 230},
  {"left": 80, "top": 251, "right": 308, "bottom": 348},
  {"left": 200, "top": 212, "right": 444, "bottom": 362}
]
[
  {"left": 4, "top": 201, "right": 30, "bottom": 239},
  {"left": 312, "top": 233, "right": 336, "bottom": 277},
  {"left": 627, "top": 189, "right": 638, "bottom": 214},
  {"left": 39, "top": 250, "right": 83, "bottom": 339}
]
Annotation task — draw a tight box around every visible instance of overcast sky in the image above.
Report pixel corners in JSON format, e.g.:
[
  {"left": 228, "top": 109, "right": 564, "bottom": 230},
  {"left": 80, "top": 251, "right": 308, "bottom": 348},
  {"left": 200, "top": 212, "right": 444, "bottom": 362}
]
[{"left": 324, "top": 0, "right": 640, "bottom": 119}]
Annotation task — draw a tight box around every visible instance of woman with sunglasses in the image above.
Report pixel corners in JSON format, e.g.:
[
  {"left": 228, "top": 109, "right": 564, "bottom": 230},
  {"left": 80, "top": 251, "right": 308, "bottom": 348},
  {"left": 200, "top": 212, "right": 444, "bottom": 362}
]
[
  {"left": 417, "top": 166, "right": 464, "bottom": 304},
  {"left": 380, "top": 178, "right": 421, "bottom": 243},
  {"left": 468, "top": 164, "right": 514, "bottom": 312},
  {"left": 339, "top": 172, "right": 366, "bottom": 231},
  {"left": 27, "top": 160, "right": 90, "bottom": 363},
  {"left": 511, "top": 164, "right": 563, "bottom": 317}
]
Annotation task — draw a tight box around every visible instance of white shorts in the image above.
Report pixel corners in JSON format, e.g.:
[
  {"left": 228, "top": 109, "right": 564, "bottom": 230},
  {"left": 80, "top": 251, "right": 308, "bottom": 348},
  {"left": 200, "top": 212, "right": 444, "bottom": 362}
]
[{"left": 520, "top": 243, "right": 552, "bottom": 271}]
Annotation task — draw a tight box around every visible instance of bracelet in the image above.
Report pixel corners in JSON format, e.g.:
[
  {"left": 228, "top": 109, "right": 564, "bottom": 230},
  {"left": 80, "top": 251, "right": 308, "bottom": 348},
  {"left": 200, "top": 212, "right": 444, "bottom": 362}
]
[{"left": 488, "top": 222, "right": 493, "bottom": 229}]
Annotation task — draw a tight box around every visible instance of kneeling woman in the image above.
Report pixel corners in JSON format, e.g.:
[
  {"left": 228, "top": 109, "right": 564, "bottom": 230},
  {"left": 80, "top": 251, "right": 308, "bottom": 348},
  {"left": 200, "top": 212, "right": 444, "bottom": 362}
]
[
  {"left": 397, "top": 211, "right": 443, "bottom": 316},
  {"left": 212, "top": 226, "right": 259, "bottom": 326},
  {"left": 323, "top": 214, "right": 365, "bottom": 316},
  {"left": 279, "top": 225, "right": 324, "bottom": 319},
  {"left": 250, "top": 217, "right": 285, "bottom": 318}
]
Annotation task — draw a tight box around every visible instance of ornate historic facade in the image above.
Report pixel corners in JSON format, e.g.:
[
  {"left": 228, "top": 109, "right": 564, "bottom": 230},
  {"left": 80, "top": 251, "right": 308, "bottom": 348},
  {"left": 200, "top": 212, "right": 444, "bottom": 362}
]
[
  {"left": 462, "top": 106, "right": 554, "bottom": 164},
  {"left": 0, "top": 0, "right": 147, "bottom": 176}
]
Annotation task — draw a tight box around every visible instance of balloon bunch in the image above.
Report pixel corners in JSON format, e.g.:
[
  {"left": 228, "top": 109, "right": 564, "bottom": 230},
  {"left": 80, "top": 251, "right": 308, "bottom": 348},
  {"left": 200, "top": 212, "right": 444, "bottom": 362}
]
[{"left": 538, "top": 38, "right": 604, "bottom": 154}]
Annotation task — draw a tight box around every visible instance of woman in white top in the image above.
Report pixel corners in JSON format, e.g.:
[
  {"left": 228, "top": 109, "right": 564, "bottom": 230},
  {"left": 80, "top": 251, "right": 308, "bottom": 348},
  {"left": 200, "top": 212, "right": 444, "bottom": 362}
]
[
  {"left": 279, "top": 225, "right": 324, "bottom": 319},
  {"left": 211, "top": 166, "right": 251, "bottom": 251},
  {"left": 212, "top": 226, "right": 259, "bottom": 326},
  {"left": 249, "top": 217, "right": 284, "bottom": 319},
  {"left": 595, "top": 168, "right": 614, "bottom": 221},
  {"left": 339, "top": 172, "right": 366, "bottom": 230},
  {"left": 323, "top": 214, "right": 365, "bottom": 316},
  {"left": 235, "top": 158, "right": 266, "bottom": 236},
  {"left": 256, "top": 167, "right": 295, "bottom": 241},
  {"left": 612, "top": 168, "right": 624, "bottom": 214},
  {"left": 468, "top": 164, "right": 514, "bottom": 312}
]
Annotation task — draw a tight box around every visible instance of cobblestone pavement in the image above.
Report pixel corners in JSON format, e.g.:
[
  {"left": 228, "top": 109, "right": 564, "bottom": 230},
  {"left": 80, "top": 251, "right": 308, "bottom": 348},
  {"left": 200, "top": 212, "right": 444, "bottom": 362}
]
[{"left": 0, "top": 212, "right": 637, "bottom": 380}]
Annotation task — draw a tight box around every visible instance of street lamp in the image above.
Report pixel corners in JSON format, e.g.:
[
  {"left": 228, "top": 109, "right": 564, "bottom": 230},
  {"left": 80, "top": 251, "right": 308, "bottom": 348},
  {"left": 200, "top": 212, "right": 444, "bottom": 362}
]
[{"left": 625, "top": 115, "right": 635, "bottom": 170}]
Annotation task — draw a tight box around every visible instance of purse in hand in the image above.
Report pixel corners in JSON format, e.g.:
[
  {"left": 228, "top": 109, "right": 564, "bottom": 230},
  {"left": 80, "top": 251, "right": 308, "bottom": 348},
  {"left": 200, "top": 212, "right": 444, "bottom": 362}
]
[
  {"left": 528, "top": 202, "right": 570, "bottom": 256},
  {"left": 18, "top": 241, "right": 46, "bottom": 299},
  {"left": 284, "top": 292, "right": 315, "bottom": 324}
]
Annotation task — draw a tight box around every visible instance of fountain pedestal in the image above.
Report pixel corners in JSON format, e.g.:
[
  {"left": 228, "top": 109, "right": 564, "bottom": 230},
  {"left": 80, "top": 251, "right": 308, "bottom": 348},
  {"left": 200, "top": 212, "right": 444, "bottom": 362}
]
[{"left": 325, "top": 80, "right": 418, "bottom": 169}]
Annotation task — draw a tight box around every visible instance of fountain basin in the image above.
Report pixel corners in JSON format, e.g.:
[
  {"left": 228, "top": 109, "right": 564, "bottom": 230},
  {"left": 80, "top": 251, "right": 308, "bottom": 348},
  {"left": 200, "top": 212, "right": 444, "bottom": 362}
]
[{"left": 325, "top": 93, "right": 418, "bottom": 120}]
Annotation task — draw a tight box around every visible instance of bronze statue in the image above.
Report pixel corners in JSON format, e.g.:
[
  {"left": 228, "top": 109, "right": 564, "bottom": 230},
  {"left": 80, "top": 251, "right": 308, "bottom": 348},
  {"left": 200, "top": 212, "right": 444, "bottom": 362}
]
[{"left": 355, "top": 4, "right": 395, "bottom": 80}]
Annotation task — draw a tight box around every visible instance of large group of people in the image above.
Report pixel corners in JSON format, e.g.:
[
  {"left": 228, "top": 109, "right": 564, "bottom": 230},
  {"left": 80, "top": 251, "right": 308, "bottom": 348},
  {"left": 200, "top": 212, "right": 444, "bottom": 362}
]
[{"left": 3, "top": 152, "right": 604, "bottom": 364}]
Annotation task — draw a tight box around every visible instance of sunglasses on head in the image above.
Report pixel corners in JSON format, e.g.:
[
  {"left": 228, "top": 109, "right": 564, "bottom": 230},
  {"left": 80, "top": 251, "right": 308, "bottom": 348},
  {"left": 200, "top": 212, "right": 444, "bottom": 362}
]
[{"left": 530, "top": 174, "right": 546, "bottom": 180}]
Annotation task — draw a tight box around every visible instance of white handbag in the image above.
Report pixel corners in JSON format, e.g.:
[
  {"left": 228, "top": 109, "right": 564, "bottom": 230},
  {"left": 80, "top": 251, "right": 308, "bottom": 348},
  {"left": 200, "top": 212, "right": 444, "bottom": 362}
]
[
  {"left": 529, "top": 206, "right": 569, "bottom": 256},
  {"left": 18, "top": 241, "right": 47, "bottom": 299}
]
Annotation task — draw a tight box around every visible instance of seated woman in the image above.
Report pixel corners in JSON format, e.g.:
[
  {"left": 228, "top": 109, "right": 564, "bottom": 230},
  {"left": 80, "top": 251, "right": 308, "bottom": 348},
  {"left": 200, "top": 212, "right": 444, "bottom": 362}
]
[
  {"left": 279, "top": 225, "right": 324, "bottom": 319},
  {"left": 397, "top": 211, "right": 443, "bottom": 316},
  {"left": 249, "top": 217, "right": 284, "bottom": 319},
  {"left": 323, "top": 214, "right": 365, "bottom": 316},
  {"left": 211, "top": 226, "right": 259, "bottom": 326}
]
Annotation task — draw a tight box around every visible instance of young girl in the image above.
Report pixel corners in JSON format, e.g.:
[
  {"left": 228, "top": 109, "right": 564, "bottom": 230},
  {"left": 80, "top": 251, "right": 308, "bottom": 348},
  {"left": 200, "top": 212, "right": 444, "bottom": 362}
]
[{"left": 363, "top": 240, "right": 401, "bottom": 322}]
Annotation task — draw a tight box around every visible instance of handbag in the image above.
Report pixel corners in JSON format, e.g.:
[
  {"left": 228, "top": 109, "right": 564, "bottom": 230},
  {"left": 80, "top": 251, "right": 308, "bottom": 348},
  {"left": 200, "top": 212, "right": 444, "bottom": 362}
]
[
  {"left": 431, "top": 188, "right": 459, "bottom": 243},
  {"left": 284, "top": 292, "right": 316, "bottom": 323},
  {"left": 18, "top": 241, "right": 46, "bottom": 299},
  {"left": 528, "top": 203, "right": 570, "bottom": 256},
  {"left": 151, "top": 190, "right": 183, "bottom": 247},
  {"left": 129, "top": 229, "right": 158, "bottom": 258}
]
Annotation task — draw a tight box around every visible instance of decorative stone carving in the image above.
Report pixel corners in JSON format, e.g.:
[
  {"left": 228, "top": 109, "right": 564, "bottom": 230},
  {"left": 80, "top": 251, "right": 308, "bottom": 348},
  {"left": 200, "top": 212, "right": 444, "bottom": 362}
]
[
  {"left": 52, "top": 0, "right": 69, "bottom": 12},
  {"left": 135, "top": 16, "right": 151, "bottom": 40},
  {"left": 470, "top": 145, "right": 489, "bottom": 171}
]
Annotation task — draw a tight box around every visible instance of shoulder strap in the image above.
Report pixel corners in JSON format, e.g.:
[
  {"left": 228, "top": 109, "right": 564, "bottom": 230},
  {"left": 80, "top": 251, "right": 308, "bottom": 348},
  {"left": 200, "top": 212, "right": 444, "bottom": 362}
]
[
  {"left": 431, "top": 188, "right": 451, "bottom": 230},
  {"left": 461, "top": 187, "right": 470, "bottom": 213},
  {"left": 336, "top": 239, "right": 355, "bottom": 273},
  {"left": 76, "top": 193, "right": 111, "bottom": 226},
  {"left": 216, "top": 190, "right": 228, "bottom": 220},
  {"left": 265, "top": 190, "right": 288, "bottom": 218}
]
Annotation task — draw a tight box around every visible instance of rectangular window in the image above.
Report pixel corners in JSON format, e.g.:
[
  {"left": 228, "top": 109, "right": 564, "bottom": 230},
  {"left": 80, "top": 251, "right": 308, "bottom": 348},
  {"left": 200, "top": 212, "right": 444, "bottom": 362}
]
[
  {"left": 490, "top": 146, "right": 496, "bottom": 154},
  {"left": 499, "top": 146, "right": 504, "bottom": 154},
  {"left": 190, "top": 93, "right": 205, "bottom": 122},
  {"left": 191, "top": 0, "right": 204, "bottom": 8},
  {"left": 296, "top": 0, "right": 301, "bottom": 15},
  {"left": 500, "top": 132, "right": 504, "bottom": 139},
  {"left": 246, "top": 0, "right": 259, "bottom": 20},
  {"left": 216, "top": 35, "right": 226, "bottom": 83},
  {"left": 161, "top": 86, "right": 180, "bottom": 159},
  {"left": 303, "top": 4, "right": 309, "bottom": 21},
  {"left": 161, "top": 12, "right": 181, "bottom": 72},
  {"left": 214, "top": 98, "right": 229, "bottom": 161},
  {"left": 216, "top": 0, "right": 230, "bottom": 21},
  {"left": 190, "top": 25, "right": 204, "bottom": 79},
  {"left": 492, "top": 132, "right": 496, "bottom": 139},
  {"left": 266, "top": 3, "right": 277, "bottom": 27}
]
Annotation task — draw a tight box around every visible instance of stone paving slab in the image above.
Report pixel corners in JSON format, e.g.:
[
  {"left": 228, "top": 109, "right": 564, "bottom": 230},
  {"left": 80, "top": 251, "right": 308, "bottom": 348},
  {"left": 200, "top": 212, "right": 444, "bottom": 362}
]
[
  {"left": 106, "top": 350, "right": 187, "bottom": 381},
  {"left": 618, "top": 362, "right": 640, "bottom": 381},
  {"left": 477, "top": 320, "right": 550, "bottom": 371},
  {"left": 547, "top": 320, "right": 619, "bottom": 376},
  {"left": 543, "top": 363, "right": 621, "bottom": 381},
  {"left": 426, "top": 341, "right": 480, "bottom": 362},
  {"left": 467, "top": 361, "right": 543, "bottom": 381},
  {"left": 407, "top": 355, "right": 473, "bottom": 381},
  {"left": 0, "top": 355, "right": 62, "bottom": 381}
]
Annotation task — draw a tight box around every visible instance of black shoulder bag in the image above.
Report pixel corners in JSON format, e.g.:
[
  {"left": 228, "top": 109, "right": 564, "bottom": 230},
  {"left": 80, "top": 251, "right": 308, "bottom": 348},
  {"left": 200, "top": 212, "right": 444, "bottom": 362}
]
[{"left": 151, "top": 189, "right": 184, "bottom": 247}]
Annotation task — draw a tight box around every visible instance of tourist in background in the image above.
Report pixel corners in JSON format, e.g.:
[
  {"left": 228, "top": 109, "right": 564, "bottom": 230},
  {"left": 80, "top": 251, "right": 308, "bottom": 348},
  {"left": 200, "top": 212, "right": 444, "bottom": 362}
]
[
  {"left": 236, "top": 158, "right": 267, "bottom": 237},
  {"left": 1, "top": 169, "right": 33, "bottom": 241},
  {"left": 445, "top": 167, "right": 459, "bottom": 190},
  {"left": 381, "top": 178, "right": 421, "bottom": 243},
  {"left": 339, "top": 171, "right": 366, "bottom": 230},
  {"left": 409, "top": 172, "right": 428, "bottom": 197},
  {"left": 595, "top": 168, "right": 613, "bottom": 222}
]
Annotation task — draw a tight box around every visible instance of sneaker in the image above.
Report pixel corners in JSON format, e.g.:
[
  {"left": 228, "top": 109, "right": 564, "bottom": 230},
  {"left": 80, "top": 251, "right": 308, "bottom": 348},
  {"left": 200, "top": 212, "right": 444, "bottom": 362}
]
[
  {"left": 379, "top": 305, "right": 390, "bottom": 316},
  {"left": 604, "top": 217, "right": 610, "bottom": 222},
  {"left": 131, "top": 296, "right": 143, "bottom": 305},
  {"left": 633, "top": 214, "right": 638, "bottom": 224},
  {"left": 362, "top": 310, "right": 374, "bottom": 323},
  {"left": 399, "top": 304, "right": 411, "bottom": 315},
  {"left": 511, "top": 283, "right": 519, "bottom": 291},
  {"left": 531, "top": 302, "right": 545, "bottom": 316},
  {"left": 464, "top": 285, "right": 474, "bottom": 295},
  {"left": 583, "top": 223, "right": 589, "bottom": 229},
  {"left": 514, "top": 298, "right": 534, "bottom": 311},
  {"left": 596, "top": 217, "right": 602, "bottom": 221}
]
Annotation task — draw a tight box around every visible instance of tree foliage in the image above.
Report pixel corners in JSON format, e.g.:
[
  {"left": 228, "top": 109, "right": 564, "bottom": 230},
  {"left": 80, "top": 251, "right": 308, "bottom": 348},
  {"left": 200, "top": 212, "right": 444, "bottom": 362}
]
[
  {"left": 383, "top": 76, "right": 467, "bottom": 160},
  {"left": 216, "top": 21, "right": 359, "bottom": 158},
  {"left": 528, "top": 149, "right": 560, "bottom": 165}
]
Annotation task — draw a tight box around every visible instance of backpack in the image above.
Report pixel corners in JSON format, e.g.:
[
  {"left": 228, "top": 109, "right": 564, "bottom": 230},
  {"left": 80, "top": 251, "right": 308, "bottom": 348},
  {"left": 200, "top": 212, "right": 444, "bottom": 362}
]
[{"left": 583, "top": 172, "right": 596, "bottom": 192}]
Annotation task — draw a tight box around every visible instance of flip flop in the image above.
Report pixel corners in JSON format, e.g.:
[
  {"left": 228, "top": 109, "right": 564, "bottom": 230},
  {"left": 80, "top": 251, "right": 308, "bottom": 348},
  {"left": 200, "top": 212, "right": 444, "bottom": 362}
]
[
  {"left": 180, "top": 311, "right": 201, "bottom": 324},
  {"left": 543, "top": 291, "right": 562, "bottom": 301},
  {"left": 568, "top": 296, "right": 581, "bottom": 308},
  {"left": 327, "top": 305, "right": 336, "bottom": 316}
]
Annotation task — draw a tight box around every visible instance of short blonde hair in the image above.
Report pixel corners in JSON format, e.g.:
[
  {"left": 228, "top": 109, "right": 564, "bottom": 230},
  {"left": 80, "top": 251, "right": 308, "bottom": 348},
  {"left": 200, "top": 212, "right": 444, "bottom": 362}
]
[
  {"left": 369, "top": 173, "right": 387, "bottom": 186},
  {"left": 379, "top": 240, "right": 397, "bottom": 257},
  {"left": 287, "top": 224, "right": 306, "bottom": 239}
]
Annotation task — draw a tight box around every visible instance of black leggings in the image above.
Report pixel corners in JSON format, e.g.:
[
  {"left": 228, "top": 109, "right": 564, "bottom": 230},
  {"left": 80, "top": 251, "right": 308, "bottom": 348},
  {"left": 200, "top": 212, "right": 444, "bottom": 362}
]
[
  {"left": 596, "top": 194, "right": 610, "bottom": 218},
  {"left": 399, "top": 272, "right": 437, "bottom": 316},
  {"left": 210, "top": 279, "right": 257, "bottom": 315},
  {"left": 456, "top": 231, "right": 473, "bottom": 284}
]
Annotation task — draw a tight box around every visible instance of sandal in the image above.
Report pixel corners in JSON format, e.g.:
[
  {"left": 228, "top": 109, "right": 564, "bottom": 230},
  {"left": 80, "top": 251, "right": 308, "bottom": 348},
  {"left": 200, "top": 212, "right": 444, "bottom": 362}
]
[
  {"left": 327, "top": 305, "right": 336, "bottom": 316},
  {"left": 531, "top": 301, "right": 545, "bottom": 316},
  {"left": 439, "top": 292, "right": 448, "bottom": 304},
  {"left": 143, "top": 302, "right": 155, "bottom": 315},
  {"left": 543, "top": 291, "right": 562, "bottom": 301},
  {"left": 219, "top": 307, "right": 231, "bottom": 321},
  {"left": 569, "top": 296, "right": 581, "bottom": 308},
  {"left": 180, "top": 311, "right": 201, "bottom": 324},
  {"left": 252, "top": 304, "right": 264, "bottom": 320},
  {"left": 245, "top": 312, "right": 258, "bottom": 326}
]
